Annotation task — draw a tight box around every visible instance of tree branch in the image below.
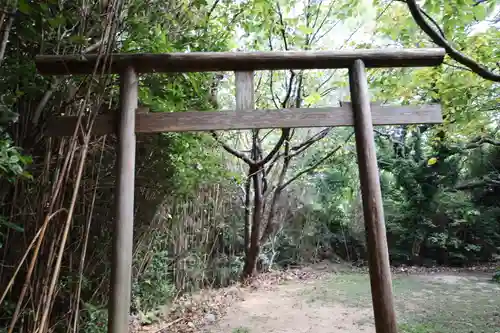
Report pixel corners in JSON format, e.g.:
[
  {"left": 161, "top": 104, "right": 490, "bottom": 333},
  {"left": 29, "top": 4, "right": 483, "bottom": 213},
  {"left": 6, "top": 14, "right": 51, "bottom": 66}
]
[
  {"left": 269, "top": 72, "right": 282, "bottom": 109},
  {"left": 405, "top": 0, "right": 500, "bottom": 82},
  {"left": 290, "top": 128, "right": 331, "bottom": 155},
  {"left": 309, "top": 0, "right": 336, "bottom": 45},
  {"left": 275, "top": 3, "right": 296, "bottom": 109},
  {"left": 267, "top": 34, "right": 282, "bottom": 109},
  {"left": 464, "top": 136, "right": 500, "bottom": 149},
  {"left": 211, "top": 131, "right": 256, "bottom": 165},
  {"left": 444, "top": 61, "right": 474, "bottom": 72},
  {"left": 374, "top": 129, "right": 406, "bottom": 147},
  {"left": 473, "top": 0, "right": 492, "bottom": 6},
  {"left": 263, "top": 128, "right": 331, "bottom": 177},
  {"left": 0, "top": 12, "right": 6, "bottom": 33},
  {"left": 256, "top": 128, "right": 291, "bottom": 167},
  {"left": 276, "top": 1, "right": 289, "bottom": 51},
  {"left": 32, "top": 79, "right": 61, "bottom": 125},
  {"left": 312, "top": 18, "right": 342, "bottom": 45},
  {"left": 0, "top": 10, "right": 14, "bottom": 66},
  {"left": 206, "top": 0, "right": 221, "bottom": 24},
  {"left": 456, "top": 175, "right": 500, "bottom": 190},
  {"left": 81, "top": 39, "right": 104, "bottom": 54},
  {"left": 282, "top": 71, "right": 295, "bottom": 108},
  {"left": 309, "top": 0, "right": 323, "bottom": 31},
  {"left": 419, "top": 6, "right": 445, "bottom": 38},
  {"left": 279, "top": 131, "right": 354, "bottom": 191},
  {"left": 265, "top": 148, "right": 282, "bottom": 176}
]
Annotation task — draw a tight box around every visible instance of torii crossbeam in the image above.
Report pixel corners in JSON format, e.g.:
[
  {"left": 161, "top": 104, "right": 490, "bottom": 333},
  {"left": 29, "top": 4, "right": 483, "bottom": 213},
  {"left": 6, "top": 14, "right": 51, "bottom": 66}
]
[{"left": 35, "top": 48, "right": 445, "bottom": 333}]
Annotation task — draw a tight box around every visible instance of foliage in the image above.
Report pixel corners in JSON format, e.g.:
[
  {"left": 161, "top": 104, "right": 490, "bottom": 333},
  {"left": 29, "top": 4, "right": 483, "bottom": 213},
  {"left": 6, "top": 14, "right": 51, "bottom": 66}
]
[
  {"left": 363, "top": 0, "right": 500, "bottom": 266},
  {"left": 131, "top": 247, "right": 175, "bottom": 314},
  {"left": 493, "top": 268, "right": 500, "bottom": 283},
  {"left": 0, "top": 0, "right": 237, "bottom": 331},
  {"left": 0, "top": 136, "right": 31, "bottom": 182},
  {"left": 0, "top": 110, "right": 31, "bottom": 250},
  {"left": 0, "top": 0, "right": 499, "bottom": 331},
  {"left": 493, "top": 273, "right": 500, "bottom": 283},
  {"left": 79, "top": 303, "right": 108, "bottom": 333},
  {"left": 0, "top": 101, "right": 31, "bottom": 183},
  {"left": 0, "top": 135, "right": 31, "bottom": 182}
]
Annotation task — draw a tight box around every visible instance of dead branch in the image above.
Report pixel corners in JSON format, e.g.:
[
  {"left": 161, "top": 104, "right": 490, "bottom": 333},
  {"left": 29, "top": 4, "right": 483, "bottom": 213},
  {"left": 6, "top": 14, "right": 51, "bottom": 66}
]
[{"left": 71, "top": 136, "right": 107, "bottom": 332}]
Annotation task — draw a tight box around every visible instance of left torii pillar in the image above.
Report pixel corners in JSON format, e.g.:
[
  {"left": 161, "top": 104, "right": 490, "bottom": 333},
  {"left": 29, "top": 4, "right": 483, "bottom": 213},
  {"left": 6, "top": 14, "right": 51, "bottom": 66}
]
[{"left": 108, "top": 66, "right": 137, "bottom": 333}]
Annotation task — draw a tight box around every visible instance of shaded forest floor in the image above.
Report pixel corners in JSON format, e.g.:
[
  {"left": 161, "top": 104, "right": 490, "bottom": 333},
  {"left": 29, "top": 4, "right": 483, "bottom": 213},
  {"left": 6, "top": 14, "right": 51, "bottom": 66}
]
[{"left": 137, "top": 264, "right": 500, "bottom": 333}]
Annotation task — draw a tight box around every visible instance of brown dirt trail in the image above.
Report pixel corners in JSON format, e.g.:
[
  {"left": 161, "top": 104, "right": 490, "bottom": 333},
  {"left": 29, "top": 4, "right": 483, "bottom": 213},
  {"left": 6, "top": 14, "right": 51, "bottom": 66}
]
[{"left": 204, "top": 281, "right": 375, "bottom": 333}]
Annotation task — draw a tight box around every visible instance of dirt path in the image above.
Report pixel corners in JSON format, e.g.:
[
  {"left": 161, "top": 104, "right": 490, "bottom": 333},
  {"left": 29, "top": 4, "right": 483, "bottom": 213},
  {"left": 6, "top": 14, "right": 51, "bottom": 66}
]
[
  {"left": 204, "top": 281, "right": 375, "bottom": 333},
  {"left": 136, "top": 268, "right": 499, "bottom": 333},
  {"left": 201, "top": 271, "right": 499, "bottom": 333}
]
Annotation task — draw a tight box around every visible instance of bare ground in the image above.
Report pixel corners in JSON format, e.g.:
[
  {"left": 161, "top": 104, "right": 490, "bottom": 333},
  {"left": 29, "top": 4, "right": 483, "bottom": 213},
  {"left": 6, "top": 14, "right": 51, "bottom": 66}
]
[
  {"left": 136, "top": 265, "right": 499, "bottom": 333},
  {"left": 204, "top": 280, "right": 375, "bottom": 333},
  {"left": 202, "top": 270, "right": 500, "bottom": 333}
]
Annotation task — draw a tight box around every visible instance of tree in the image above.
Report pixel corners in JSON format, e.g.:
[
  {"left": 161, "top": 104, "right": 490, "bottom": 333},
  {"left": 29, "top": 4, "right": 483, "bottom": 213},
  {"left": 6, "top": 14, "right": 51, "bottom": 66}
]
[
  {"left": 403, "top": 0, "right": 500, "bottom": 82},
  {"left": 211, "top": 0, "right": 363, "bottom": 276},
  {"left": 0, "top": 0, "right": 238, "bottom": 331},
  {"left": 363, "top": 0, "right": 500, "bottom": 264}
]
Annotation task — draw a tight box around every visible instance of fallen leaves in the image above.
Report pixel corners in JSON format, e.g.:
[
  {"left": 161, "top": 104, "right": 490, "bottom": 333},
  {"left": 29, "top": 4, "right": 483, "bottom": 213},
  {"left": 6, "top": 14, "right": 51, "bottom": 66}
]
[{"left": 133, "top": 284, "right": 244, "bottom": 333}]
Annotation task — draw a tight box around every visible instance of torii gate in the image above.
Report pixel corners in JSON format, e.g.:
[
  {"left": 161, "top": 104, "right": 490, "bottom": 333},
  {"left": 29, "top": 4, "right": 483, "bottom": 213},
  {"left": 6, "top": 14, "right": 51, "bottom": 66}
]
[{"left": 35, "top": 48, "right": 445, "bottom": 333}]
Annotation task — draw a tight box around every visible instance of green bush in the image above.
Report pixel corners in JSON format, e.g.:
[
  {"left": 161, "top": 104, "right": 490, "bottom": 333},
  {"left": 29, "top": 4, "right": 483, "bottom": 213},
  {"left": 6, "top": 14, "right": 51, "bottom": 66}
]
[
  {"left": 132, "top": 249, "right": 175, "bottom": 314},
  {"left": 493, "top": 268, "right": 500, "bottom": 283},
  {"left": 80, "top": 303, "right": 108, "bottom": 333}
]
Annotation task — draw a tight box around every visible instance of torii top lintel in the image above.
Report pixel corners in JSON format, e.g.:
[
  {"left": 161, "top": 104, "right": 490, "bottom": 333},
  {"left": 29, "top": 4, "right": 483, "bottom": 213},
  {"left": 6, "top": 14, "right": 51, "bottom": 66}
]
[{"left": 35, "top": 48, "right": 445, "bottom": 75}]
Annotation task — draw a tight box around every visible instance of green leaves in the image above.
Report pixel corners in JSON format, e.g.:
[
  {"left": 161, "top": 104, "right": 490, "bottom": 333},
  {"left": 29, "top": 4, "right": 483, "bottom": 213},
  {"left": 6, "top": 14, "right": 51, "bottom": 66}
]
[
  {"left": 297, "top": 25, "right": 314, "bottom": 35},
  {"left": 47, "top": 15, "right": 66, "bottom": 28},
  {"left": 0, "top": 216, "right": 24, "bottom": 250},
  {"left": 472, "top": 4, "right": 487, "bottom": 21},
  {"left": 68, "top": 35, "right": 87, "bottom": 45},
  {"left": 360, "top": 0, "right": 500, "bottom": 262},
  {"left": 17, "top": 0, "right": 32, "bottom": 14},
  {"left": 0, "top": 134, "right": 32, "bottom": 183},
  {"left": 304, "top": 92, "right": 321, "bottom": 105},
  {"left": 493, "top": 269, "right": 500, "bottom": 283},
  {"left": 427, "top": 157, "right": 438, "bottom": 166},
  {"left": 0, "top": 216, "right": 24, "bottom": 233}
]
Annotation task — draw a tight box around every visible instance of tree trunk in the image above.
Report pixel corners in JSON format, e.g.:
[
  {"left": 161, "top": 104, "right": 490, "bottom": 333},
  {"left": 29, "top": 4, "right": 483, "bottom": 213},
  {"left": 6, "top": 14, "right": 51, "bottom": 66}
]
[
  {"left": 243, "top": 169, "right": 252, "bottom": 257},
  {"left": 260, "top": 138, "right": 290, "bottom": 244},
  {"left": 243, "top": 165, "right": 263, "bottom": 277}
]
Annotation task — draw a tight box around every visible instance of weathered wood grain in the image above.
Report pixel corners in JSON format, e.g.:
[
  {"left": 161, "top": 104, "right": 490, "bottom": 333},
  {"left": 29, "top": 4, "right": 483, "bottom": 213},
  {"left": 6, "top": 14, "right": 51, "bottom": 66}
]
[
  {"left": 350, "top": 60, "right": 398, "bottom": 333},
  {"left": 35, "top": 48, "right": 445, "bottom": 75},
  {"left": 45, "top": 104, "right": 442, "bottom": 137},
  {"left": 235, "top": 72, "right": 255, "bottom": 111},
  {"left": 108, "top": 67, "right": 137, "bottom": 333}
]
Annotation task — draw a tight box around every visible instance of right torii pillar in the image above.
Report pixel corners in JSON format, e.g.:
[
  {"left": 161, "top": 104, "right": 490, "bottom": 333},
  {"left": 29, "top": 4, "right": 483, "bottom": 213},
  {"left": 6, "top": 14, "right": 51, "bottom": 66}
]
[{"left": 350, "top": 59, "right": 398, "bottom": 333}]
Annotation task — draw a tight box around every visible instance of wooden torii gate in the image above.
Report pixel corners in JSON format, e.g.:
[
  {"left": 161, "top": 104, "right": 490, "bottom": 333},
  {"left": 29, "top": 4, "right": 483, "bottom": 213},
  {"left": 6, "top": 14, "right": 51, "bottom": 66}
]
[{"left": 35, "top": 48, "right": 445, "bottom": 333}]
